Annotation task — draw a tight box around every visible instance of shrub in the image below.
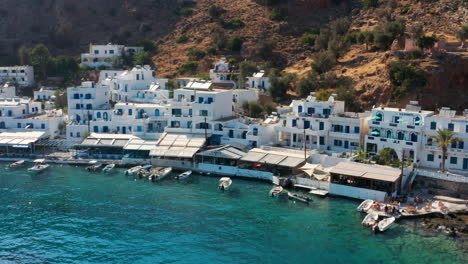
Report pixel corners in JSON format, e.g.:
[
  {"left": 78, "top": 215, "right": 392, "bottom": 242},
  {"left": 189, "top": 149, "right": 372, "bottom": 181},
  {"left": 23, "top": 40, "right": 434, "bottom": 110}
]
[
  {"left": 269, "top": 8, "right": 286, "bottom": 21},
  {"left": 400, "top": 7, "right": 409, "bottom": 15},
  {"left": 239, "top": 61, "right": 258, "bottom": 89},
  {"left": 263, "top": 103, "right": 277, "bottom": 115},
  {"left": 227, "top": 35, "right": 244, "bottom": 52},
  {"left": 311, "top": 52, "right": 336, "bottom": 74},
  {"left": 316, "top": 89, "right": 332, "bottom": 101},
  {"left": 133, "top": 51, "right": 151, "bottom": 65},
  {"left": 179, "top": 61, "right": 198, "bottom": 74},
  {"left": 141, "top": 40, "right": 157, "bottom": 54},
  {"left": 330, "top": 17, "right": 351, "bottom": 36},
  {"left": 327, "top": 36, "right": 348, "bottom": 59},
  {"left": 248, "top": 101, "right": 264, "bottom": 118},
  {"left": 221, "top": 18, "right": 245, "bottom": 29},
  {"left": 269, "top": 72, "right": 295, "bottom": 102},
  {"left": 206, "top": 47, "right": 217, "bottom": 55},
  {"left": 344, "top": 32, "right": 358, "bottom": 44},
  {"left": 300, "top": 33, "right": 317, "bottom": 46},
  {"left": 296, "top": 74, "right": 318, "bottom": 98},
  {"left": 212, "top": 26, "right": 227, "bottom": 49},
  {"left": 175, "top": 34, "right": 189, "bottom": 43},
  {"left": 208, "top": 5, "right": 226, "bottom": 18},
  {"left": 372, "top": 29, "right": 393, "bottom": 50},
  {"left": 187, "top": 48, "right": 206, "bottom": 60},
  {"left": 406, "top": 49, "right": 424, "bottom": 59},
  {"left": 256, "top": 40, "right": 276, "bottom": 60},
  {"left": 417, "top": 35, "right": 438, "bottom": 50},
  {"left": 363, "top": 0, "right": 378, "bottom": 10},
  {"left": 374, "top": 148, "right": 400, "bottom": 167},
  {"left": 384, "top": 19, "right": 406, "bottom": 40},
  {"left": 314, "top": 28, "right": 331, "bottom": 50},
  {"left": 179, "top": 7, "right": 193, "bottom": 16}
]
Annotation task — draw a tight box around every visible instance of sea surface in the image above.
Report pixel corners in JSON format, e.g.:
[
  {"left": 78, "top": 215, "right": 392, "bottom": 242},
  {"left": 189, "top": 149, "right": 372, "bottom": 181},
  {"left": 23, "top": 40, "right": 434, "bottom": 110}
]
[{"left": 0, "top": 164, "right": 466, "bottom": 264}]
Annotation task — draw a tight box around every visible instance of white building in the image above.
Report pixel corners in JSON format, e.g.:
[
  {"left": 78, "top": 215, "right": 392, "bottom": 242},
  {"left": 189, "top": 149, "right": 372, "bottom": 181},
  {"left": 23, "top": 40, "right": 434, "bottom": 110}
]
[
  {"left": 80, "top": 44, "right": 143, "bottom": 68},
  {"left": 420, "top": 107, "right": 468, "bottom": 172},
  {"left": 106, "top": 65, "right": 169, "bottom": 103},
  {"left": 0, "top": 83, "right": 16, "bottom": 98},
  {"left": 34, "top": 87, "right": 57, "bottom": 101},
  {"left": 209, "top": 57, "right": 238, "bottom": 88},
  {"left": 246, "top": 70, "right": 270, "bottom": 92},
  {"left": 66, "top": 81, "right": 110, "bottom": 140},
  {"left": 220, "top": 117, "right": 280, "bottom": 149},
  {"left": 0, "top": 66, "right": 35, "bottom": 87},
  {"left": 0, "top": 97, "right": 65, "bottom": 137},
  {"left": 365, "top": 102, "right": 434, "bottom": 161}
]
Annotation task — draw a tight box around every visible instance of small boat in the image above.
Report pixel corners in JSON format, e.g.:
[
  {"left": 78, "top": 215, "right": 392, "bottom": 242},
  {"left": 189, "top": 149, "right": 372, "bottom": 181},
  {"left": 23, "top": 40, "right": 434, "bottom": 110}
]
[
  {"left": 218, "top": 177, "right": 232, "bottom": 191},
  {"left": 309, "top": 189, "right": 329, "bottom": 197},
  {"left": 362, "top": 212, "right": 379, "bottom": 227},
  {"left": 357, "top": 199, "right": 374, "bottom": 212},
  {"left": 175, "top": 170, "right": 192, "bottom": 180},
  {"left": 86, "top": 161, "right": 103, "bottom": 171},
  {"left": 8, "top": 160, "right": 25, "bottom": 168},
  {"left": 269, "top": 186, "right": 283, "bottom": 197},
  {"left": 151, "top": 167, "right": 173, "bottom": 181},
  {"left": 28, "top": 159, "right": 49, "bottom": 172},
  {"left": 102, "top": 163, "right": 115, "bottom": 173},
  {"left": 125, "top": 166, "right": 143, "bottom": 175},
  {"left": 374, "top": 217, "right": 396, "bottom": 232},
  {"left": 288, "top": 192, "right": 311, "bottom": 203}
]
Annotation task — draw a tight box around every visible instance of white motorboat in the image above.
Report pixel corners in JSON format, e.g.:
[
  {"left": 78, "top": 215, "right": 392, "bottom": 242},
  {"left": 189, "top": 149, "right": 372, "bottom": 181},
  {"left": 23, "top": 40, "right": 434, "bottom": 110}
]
[
  {"left": 362, "top": 212, "right": 379, "bottom": 227},
  {"left": 269, "top": 186, "right": 283, "bottom": 197},
  {"left": 125, "top": 166, "right": 143, "bottom": 175},
  {"left": 151, "top": 167, "right": 173, "bottom": 181},
  {"left": 9, "top": 160, "right": 25, "bottom": 169},
  {"left": 102, "top": 163, "right": 115, "bottom": 173},
  {"left": 374, "top": 217, "right": 396, "bottom": 232},
  {"left": 28, "top": 159, "right": 49, "bottom": 172},
  {"left": 288, "top": 192, "right": 311, "bottom": 203},
  {"left": 218, "top": 177, "right": 232, "bottom": 191},
  {"left": 175, "top": 170, "right": 191, "bottom": 180},
  {"left": 86, "top": 161, "right": 103, "bottom": 171},
  {"left": 357, "top": 199, "right": 374, "bottom": 212}
]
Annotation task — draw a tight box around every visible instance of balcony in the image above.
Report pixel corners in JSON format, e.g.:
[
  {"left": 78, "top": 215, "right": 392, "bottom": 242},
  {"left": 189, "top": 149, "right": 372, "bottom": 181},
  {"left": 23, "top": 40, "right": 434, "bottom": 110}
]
[
  {"left": 369, "top": 121, "right": 423, "bottom": 132},
  {"left": 328, "top": 131, "right": 359, "bottom": 140}
]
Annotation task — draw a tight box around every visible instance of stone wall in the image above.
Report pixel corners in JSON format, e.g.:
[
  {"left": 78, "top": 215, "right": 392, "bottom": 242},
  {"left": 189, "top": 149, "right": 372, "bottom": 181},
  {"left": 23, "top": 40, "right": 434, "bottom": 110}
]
[{"left": 414, "top": 176, "right": 468, "bottom": 199}]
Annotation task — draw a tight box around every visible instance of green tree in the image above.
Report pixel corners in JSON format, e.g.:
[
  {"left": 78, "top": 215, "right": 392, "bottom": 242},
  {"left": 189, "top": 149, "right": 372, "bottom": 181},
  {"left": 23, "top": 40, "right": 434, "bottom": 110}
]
[
  {"left": 431, "top": 129, "right": 460, "bottom": 172},
  {"left": 167, "top": 79, "right": 176, "bottom": 98},
  {"left": 256, "top": 40, "right": 276, "bottom": 60},
  {"left": 384, "top": 19, "right": 406, "bottom": 40},
  {"left": 141, "top": 40, "right": 157, "bottom": 54},
  {"left": 187, "top": 49, "right": 206, "bottom": 60},
  {"left": 50, "top": 56, "right": 79, "bottom": 81},
  {"left": 315, "top": 89, "right": 332, "bottom": 101},
  {"left": 311, "top": 51, "right": 336, "bottom": 74},
  {"left": 374, "top": 148, "right": 400, "bottom": 167},
  {"left": 269, "top": 72, "right": 295, "bottom": 102},
  {"left": 296, "top": 73, "right": 318, "bottom": 98},
  {"left": 416, "top": 35, "right": 438, "bottom": 50},
  {"left": 409, "top": 24, "right": 424, "bottom": 40},
  {"left": 388, "top": 61, "right": 426, "bottom": 100},
  {"left": 269, "top": 7, "right": 286, "bottom": 21},
  {"left": 227, "top": 35, "right": 244, "bottom": 52},
  {"left": 300, "top": 33, "right": 317, "bottom": 46},
  {"left": 212, "top": 26, "right": 227, "bottom": 50},
  {"left": 29, "top": 44, "right": 51, "bottom": 80},
  {"left": 248, "top": 101, "right": 264, "bottom": 118},
  {"left": 314, "top": 28, "right": 331, "bottom": 50},
  {"left": 176, "top": 34, "right": 189, "bottom": 43},
  {"left": 208, "top": 5, "right": 226, "bottom": 19},
  {"left": 263, "top": 103, "right": 276, "bottom": 115},
  {"left": 363, "top": 0, "right": 378, "bottom": 10},
  {"left": 133, "top": 51, "right": 152, "bottom": 65},
  {"left": 179, "top": 61, "right": 198, "bottom": 74}
]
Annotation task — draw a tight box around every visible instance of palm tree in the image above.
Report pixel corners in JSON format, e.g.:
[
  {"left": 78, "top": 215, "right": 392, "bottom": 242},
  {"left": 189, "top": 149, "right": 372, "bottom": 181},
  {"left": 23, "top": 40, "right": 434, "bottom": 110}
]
[{"left": 431, "top": 129, "right": 459, "bottom": 172}]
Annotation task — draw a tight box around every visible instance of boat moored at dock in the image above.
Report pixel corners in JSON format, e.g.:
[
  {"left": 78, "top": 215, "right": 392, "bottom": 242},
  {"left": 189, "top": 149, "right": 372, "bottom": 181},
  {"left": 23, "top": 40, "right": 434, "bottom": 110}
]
[
  {"left": 125, "top": 166, "right": 143, "bottom": 175},
  {"left": 357, "top": 199, "right": 374, "bottom": 212},
  {"left": 269, "top": 186, "right": 283, "bottom": 197},
  {"left": 175, "top": 170, "right": 192, "bottom": 180},
  {"left": 28, "top": 159, "right": 49, "bottom": 172},
  {"left": 288, "top": 192, "right": 312, "bottom": 203},
  {"left": 374, "top": 217, "right": 396, "bottom": 232},
  {"left": 362, "top": 212, "right": 379, "bottom": 227},
  {"left": 8, "top": 160, "right": 25, "bottom": 169},
  {"left": 150, "top": 167, "right": 173, "bottom": 181},
  {"left": 218, "top": 177, "right": 232, "bottom": 191},
  {"left": 102, "top": 164, "right": 115, "bottom": 173}
]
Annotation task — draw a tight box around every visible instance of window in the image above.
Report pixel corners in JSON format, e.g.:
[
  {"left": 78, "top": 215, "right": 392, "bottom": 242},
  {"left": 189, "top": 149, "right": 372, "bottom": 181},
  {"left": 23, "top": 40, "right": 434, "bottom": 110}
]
[
  {"left": 86, "top": 104, "right": 92, "bottom": 110},
  {"left": 466, "top": 125, "right": 468, "bottom": 133},
  {"left": 427, "top": 154, "right": 434, "bottom": 162},
  {"left": 345, "top": 126, "right": 350, "bottom": 133},
  {"left": 207, "top": 97, "right": 214, "bottom": 104},
  {"left": 198, "top": 97, "right": 204, "bottom": 103},
  {"left": 109, "top": 50, "right": 114, "bottom": 54},
  {"left": 94, "top": 50, "right": 99, "bottom": 54},
  {"left": 77, "top": 132, "right": 81, "bottom": 137},
  {"left": 85, "top": 94, "right": 92, "bottom": 99},
  {"left": 375, "top": 112, "right": 383, "bottom": 121},
  {"left": 76, "top": 104, "right": 81, "bottom": 110},
  {"left": 414, "top": 116, "right": 421, "bottom": 126},
  {"left": 136, "top": 74, "right": 140, "bottom": 80},
  {"left": 96, "top": 112, "right": 101, "bottom": 119},
  {"left": 334, "top": 140, "right": 343, "bottom": 147},
  {"left": 94, "top": 126, "right": 99, "bottom": 133},
  {"left": 319, "top": 136, "right": 325, "bottom": 145},
  {"left": 41, "top": 124, "right": 45, "bottom": 129},
  {"left": 304, "top": 121, "right": 310, "bottom": 129},
  {"left": 17, "top": 123, "right": 21, "bottom": 128},
  {"left": 354, "top": 127, "right": 360, "bottom": 134},
  {"left": 393, "top": 116, "right": 400, "bottom": 123},
  {"left": 451, "top": 141, "right": 457, "bottom": 148},
  {"left": 128, "top": 109, "right": 133, "bottom": 116},
  {"left": 448, "top": 123, "right": 454, "bottom": 131},
  {"left": 427, "top": 138, "right": 433, "bottom": 145},
  {"left": 298, "top": 105, "right": 303, "bottom": 113},
  {"left": 458, "top": 141, "right": 464, "bottom": 149},
  {"left": 450, "top": 157, "right": 457, "bottom": 164},
  {"left": 292, "top": 119, "right": 297, "bottom": 127},
  {"left": 430, "top": 122, "right": 436, "bottom": 130},
  {"left": 323, "top": 108, "right": 331, "bottom": 117},
  {"left": 74, "top": 93, "right": 79, "bottom": 99},
  {"left": 397, "top": 132, "right": 405, "bottom": 140},
  {"left": 319, "top": 122, "right": 324, "bottom": 130},
  {"left": 172, "top": 109, "right": 182, "bottom": 116},
  {"left": 171, "top": 121, "right": 180, "bottom": 128},
  {"left": 103, "top": 126, "right": 109, "bottom": 133},
  {"left": 136, "top": 126, "right": 143, "bottom": 132},
  {"left": 308, "top": 107, "right": 315, "bottom": 114}
]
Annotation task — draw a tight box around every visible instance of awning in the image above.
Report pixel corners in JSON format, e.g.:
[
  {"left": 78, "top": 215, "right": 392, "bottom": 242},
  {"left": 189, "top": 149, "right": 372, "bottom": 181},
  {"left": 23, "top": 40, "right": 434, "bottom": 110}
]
[{"left": 0, "top": 131, "right": 45, "bottom": 147}]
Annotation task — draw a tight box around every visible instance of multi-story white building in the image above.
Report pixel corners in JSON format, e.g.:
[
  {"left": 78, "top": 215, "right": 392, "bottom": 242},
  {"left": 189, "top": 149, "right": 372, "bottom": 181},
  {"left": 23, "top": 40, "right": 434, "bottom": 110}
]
[
  {"left": 420, "top": 107, "right": 468, "bottom": 172},
  {"left": 209, "top": 57, "right": 238, "bottom": 88},
  {"left": 34, "top": 87, "right": 57, "bottom": 101},
  {"left": 246, "top": 70, "right": 270, "bottom": 92},
  {"left": 220, "top": 117, "right": 280, "bottom": 149},
  {"left": 0, "top": 97, "right": 65, "bottom": 137},
  {"left": 329, "top": 112, "right": 370, "bottom": 153},
  {"left": 365, "top": 102, "right": 434, "bottom": 161},
  {"left": 80, "top": 44, "right": 143, "bottom": 68},
  {"left": 0, "top": 83, "right": 16, "bottom": 98},
  {"left": 0, "top": 66, "right": 35, "bottom": 87},
  {"left": 66, "top": 81, "right": 110, "bottom": 140},
  {"left": 105, "top": 65, "right": 168, "bottom": 103}
]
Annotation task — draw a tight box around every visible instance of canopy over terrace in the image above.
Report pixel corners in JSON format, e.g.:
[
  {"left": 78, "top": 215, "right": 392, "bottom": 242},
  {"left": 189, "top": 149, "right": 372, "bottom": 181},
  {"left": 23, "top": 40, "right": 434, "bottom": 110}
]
[
  {"left": 329, "top": 162, "right": 401, "bottom": 194},
  {"left": 78, "top": 133, "right": 135, "bottom": 149},
  {"left": 123, "top": 138, "right": 159, "bottom": 159},
  {"left": 196, "top": 145, "right": 247, "bottom": 166},
  {"left": 149, "top": 133, "right": 206, "bottom": 159},
  {"left": 0, "top": 132, "right": 46, "bottom": 154},
  {"left": 239, "top": 147, "right": 307, "bottom": 176}
]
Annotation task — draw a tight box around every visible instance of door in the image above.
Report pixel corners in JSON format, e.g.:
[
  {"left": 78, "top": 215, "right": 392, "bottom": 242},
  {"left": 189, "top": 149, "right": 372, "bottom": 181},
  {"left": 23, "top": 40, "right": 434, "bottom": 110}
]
[
  {"left": 344, "top": 141, "right": 349, "bottom": 149},
  {"left": 122, "top": 127, "right": 126, "bottom": 134},
  {"left": 463, "top": 158, "right": 468, "bottom": 170}
]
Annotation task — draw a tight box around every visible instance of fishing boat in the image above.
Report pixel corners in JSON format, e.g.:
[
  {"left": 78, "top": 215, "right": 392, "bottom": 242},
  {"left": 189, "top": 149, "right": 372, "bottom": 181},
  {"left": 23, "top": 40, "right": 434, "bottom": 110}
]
[
  {"left": 175, "top": 170, "right": 192, "bottom": 180},
  {"left": 125, "top": 166, "right": 143, "bottom": 175},
  {"left": 362, "top": 212, "right": 379, "bottom": 227},
  {"left": 288, "top": 192, "right": 311, "bottom": 203},
  {"left": 8, "top": 160, "right": 25, "bottom": 169},
  {"left": 28, "top": 159, "right": 49, "bottom": 172},
  {"left": 374, "top": 217, "right": 396, "bottom": 232},
  {"left": 269, "top": 186, "right": 283, "bottom": 197},
  {"left": 357, "top": 199, "right": 374, "bottom": 212},
  {"left": 102, "top": 163, "right": 115, "bottom": 173},
  {"left": 218, "top": 177, "right": 232, "bottom": 191},
  {"left": 151, "top": 167, "right": 173, "bottom": 181}
]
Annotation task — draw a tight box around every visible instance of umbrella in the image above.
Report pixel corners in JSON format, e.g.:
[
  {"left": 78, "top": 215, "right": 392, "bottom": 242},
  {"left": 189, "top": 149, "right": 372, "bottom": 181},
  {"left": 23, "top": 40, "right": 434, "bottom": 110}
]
[
  {"left": 397, "top": 118, "right": 407, "bottom": 122},
  {"left": 371, "top": 131, "right": 380, "bottom": 135}
]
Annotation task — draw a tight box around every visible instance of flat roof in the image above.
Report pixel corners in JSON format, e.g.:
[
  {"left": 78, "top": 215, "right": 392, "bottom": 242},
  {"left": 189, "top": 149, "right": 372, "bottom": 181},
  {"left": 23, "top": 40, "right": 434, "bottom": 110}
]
[
  {"left": 124, "top": 138, "right": 158, "bottom": 151},
  {"left": 330, "top": 162, "right": 401, "bottom": 183},
  {"left": 197, "top": 145, "right": 247, "bottom": 160},
  {"left": 79, "top": 133, "right": 134, "bottom": 148},
  {"left": 240, "top": 147, "right": 306, "bottom": 168},
  {"left": 0, "top": 131, "right": 45, "bottom": 147}
]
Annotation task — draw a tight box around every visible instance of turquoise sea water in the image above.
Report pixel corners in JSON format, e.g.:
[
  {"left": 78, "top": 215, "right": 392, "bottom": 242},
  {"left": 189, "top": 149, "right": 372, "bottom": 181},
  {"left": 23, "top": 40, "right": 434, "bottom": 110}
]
[{"left": 0, "top": 164, "right": 466, "bottom": 264}]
